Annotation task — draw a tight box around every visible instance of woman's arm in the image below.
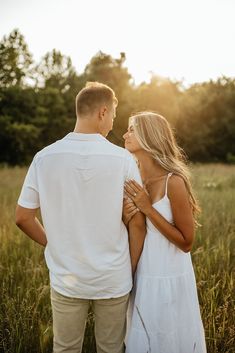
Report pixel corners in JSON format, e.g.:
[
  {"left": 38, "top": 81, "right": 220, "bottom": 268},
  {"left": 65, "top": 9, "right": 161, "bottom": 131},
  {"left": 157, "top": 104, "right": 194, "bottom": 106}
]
[
  {"left": 122, "top": 197, "right": 146, "bottom": 274},
  {"left": 128, "top": 211, "right": 146, "bottom": 275},
  {"left": 125, "top": 177, "right": 195, "bottom": 253}
]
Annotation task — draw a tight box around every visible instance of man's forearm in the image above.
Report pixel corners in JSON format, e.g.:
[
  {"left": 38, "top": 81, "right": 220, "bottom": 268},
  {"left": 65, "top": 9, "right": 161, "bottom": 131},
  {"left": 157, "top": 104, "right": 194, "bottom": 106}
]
[{"left": 17, "top": 217, "right": 47, "bottom": 247}]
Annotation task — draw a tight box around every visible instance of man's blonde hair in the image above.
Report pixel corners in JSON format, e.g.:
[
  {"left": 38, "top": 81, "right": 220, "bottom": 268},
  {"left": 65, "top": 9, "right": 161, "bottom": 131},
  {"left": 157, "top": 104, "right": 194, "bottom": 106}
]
[{"left": 75, "top": 82, "right": 118, "bottom": 118}]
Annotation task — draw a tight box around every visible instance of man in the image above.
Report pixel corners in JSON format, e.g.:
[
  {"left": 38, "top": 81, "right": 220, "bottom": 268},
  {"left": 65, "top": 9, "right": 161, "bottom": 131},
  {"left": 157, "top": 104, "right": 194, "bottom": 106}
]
[{"left": 16, "top": 82, "right": 146, "bottom": 353}]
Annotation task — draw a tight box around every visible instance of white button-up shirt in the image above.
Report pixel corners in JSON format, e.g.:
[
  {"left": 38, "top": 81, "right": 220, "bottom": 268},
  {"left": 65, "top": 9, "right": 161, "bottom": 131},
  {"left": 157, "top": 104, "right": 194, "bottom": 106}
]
[{"left": 18, "top": 132, "right": 142, "bottom": 299}]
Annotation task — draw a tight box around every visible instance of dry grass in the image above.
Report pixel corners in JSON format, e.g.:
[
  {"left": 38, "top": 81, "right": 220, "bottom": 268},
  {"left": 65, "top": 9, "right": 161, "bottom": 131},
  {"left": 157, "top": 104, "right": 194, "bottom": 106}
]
[{"left": 0, "top": 164, "right": 234, "bottom": 352}]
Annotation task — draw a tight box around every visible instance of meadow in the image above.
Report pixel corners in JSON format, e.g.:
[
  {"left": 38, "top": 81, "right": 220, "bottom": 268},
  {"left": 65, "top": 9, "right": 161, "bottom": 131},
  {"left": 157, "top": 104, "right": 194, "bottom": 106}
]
[{"left": 0, "top": 164, "right": 234, "bottom": 353}]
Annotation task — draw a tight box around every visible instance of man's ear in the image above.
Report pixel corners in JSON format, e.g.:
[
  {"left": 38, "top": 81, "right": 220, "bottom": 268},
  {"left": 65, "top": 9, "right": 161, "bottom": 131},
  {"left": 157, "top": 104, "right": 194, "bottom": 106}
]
[{"left": 99, "top": 105, "right": 107, "bottom": 121}]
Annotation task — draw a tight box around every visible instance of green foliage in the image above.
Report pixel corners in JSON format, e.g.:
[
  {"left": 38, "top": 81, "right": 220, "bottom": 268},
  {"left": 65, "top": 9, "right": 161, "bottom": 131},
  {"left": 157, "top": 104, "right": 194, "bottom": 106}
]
[
  {"left": 0, "top": 29, "right": 235, "bottom": 164},
  {"left": 176, "top": 78, "right": 235, "bottom": 162},
  {"left": 0, "top": 29, "right": 33, "bottom": 88},
  {"left": 35, "top": 49, "right": 77, "bottom": 91},
  {"left": 0, "top": 86, "right": 40, "bottom": 164},
  {"left": 132, "top": 76, "right": 183, "bottom": 123},
  {"left": 226, "top": 152, "right": 235, "bottom": 164},
  {"left": 83, "top": 51, "right": 131, "bottom": 93}
]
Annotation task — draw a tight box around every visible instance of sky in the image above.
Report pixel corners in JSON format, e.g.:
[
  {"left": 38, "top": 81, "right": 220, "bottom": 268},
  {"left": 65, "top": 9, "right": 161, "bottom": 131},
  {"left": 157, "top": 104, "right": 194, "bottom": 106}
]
[{"left": 0, "top": 0, "right": 235, "bottom": 85}]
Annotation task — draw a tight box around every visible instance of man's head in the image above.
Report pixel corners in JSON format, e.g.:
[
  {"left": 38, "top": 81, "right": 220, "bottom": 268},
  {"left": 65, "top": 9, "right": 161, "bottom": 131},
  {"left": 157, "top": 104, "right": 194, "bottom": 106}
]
[{"left": 75, "top": 82, "right": 118, "bottom": 137}]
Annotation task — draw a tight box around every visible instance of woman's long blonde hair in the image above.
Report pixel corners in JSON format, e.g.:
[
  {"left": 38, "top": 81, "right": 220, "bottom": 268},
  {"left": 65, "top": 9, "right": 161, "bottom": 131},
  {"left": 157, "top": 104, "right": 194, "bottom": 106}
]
[{"left": 130, "top": 112, "right": 201, "bottom": 221}]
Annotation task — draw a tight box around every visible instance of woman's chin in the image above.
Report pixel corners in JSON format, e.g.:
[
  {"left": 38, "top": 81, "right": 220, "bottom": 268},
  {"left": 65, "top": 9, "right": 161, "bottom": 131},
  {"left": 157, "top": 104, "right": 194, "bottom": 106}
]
[
  {"left": 124, "top": 145, "right": 132, "bottom": 152},
  {"left": 124, "top": 143, "right": 137, "bottom": 154}
]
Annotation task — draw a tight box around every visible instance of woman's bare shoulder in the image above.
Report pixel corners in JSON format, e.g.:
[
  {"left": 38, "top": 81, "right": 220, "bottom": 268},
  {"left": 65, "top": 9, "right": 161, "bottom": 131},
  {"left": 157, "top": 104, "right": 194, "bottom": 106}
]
[{"left": 168, "top": 174, "right": 187, "bottom": 198}]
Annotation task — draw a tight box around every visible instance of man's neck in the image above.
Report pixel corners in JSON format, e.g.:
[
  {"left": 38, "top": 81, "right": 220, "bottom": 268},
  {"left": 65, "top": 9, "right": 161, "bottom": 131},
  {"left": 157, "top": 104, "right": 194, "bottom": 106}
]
[
  {"left": 73, "top": 127, "right": 100, "bottom": 134},
  {"left": 74, "top": 121, "right": 102, "bottom": 135}
]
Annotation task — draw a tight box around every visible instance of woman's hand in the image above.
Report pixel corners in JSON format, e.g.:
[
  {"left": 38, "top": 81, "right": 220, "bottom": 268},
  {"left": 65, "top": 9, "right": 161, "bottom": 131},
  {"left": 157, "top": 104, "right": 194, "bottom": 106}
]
[
  {"left": 124, "top": 180, "right": 152, "bottom": 215},
  {"left": 122, "top": 197, "right": 139, "bottom": 226}
]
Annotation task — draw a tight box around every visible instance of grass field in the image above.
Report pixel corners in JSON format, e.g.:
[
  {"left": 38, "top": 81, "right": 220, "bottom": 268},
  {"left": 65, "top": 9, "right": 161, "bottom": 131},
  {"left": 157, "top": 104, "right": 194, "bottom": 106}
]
[{"left": 0, "top": 164, "right": 234, "bottom": 353}]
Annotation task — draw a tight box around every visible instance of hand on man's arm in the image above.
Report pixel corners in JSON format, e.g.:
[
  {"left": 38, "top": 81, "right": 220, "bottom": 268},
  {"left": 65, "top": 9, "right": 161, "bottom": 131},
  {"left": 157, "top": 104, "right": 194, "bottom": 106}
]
[
  {"left": 122, "top": 198, "right": 139, "bottom": 227},
  {"left": 15, "top": 205, "right": 47, "bottom": 247}
]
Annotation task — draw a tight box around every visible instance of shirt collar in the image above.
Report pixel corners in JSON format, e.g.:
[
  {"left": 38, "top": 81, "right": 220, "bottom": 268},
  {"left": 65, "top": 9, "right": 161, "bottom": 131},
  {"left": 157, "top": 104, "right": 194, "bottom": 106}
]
[{"left": 63, "top": 132, "right": 107, "bottom": 142}]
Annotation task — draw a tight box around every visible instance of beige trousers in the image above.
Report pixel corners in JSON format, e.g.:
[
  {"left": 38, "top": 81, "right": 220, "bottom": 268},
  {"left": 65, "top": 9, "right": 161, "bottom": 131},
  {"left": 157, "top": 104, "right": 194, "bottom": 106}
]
[{"left": 51, "top": 288, "right": 129, "bottom": 353}]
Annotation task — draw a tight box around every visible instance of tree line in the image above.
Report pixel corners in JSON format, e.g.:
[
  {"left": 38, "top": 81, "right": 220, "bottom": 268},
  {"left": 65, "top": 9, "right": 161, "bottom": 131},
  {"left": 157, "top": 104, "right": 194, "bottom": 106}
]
[{"left": 0, "top": 29, "right": 235, "bottom": 165}]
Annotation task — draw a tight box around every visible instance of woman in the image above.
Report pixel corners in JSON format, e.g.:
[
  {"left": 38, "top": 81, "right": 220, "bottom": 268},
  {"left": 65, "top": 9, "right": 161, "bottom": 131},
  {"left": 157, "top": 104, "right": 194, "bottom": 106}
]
[{"left": 123, "top": 112, "right": 207, "bottom": 353}]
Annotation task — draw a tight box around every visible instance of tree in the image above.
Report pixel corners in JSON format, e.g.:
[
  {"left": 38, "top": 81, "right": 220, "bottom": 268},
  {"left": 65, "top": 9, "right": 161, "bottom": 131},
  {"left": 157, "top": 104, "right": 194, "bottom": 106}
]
[
  {"left": 35, "top": 49, "right": 84, "bottom": 122},
  {"left": 176, "top": 77, "right": 235, "bottom": 161},
  {"left": 83, "top": 51, "right": 131, "bottom": 90},
  {"left": 1, "top": 29, "right": 235, "bottom": 164},
  {"left": 35, "top": 49, "right": 77, "bottom": 91},
  {"left": 0, "top": 86, "right": 41, "bottom": 164},
  {"left": 36, "top": 87, "right": 72, "bottom": 147},
  {"left": 132, "top": 75, "right": 183, "bottom": 124},
  {"left": 0, "top": 29, "right": 33, "bottom": 88}
]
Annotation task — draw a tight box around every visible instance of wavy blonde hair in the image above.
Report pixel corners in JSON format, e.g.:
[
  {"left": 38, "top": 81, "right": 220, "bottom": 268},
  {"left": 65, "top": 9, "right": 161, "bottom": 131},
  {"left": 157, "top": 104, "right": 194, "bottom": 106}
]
[{"left": 129, "top": 111, "right": 201, "bottom": 221}]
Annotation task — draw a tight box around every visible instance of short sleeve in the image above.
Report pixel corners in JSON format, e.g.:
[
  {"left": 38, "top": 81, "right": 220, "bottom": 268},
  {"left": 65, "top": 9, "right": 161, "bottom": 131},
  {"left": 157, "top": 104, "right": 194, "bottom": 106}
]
[
  {"left": 125, "top": 151, "right": 142, "bottom": 186},
  {"left": 18, "top": 157, "right": 40, "bottom": 209}
]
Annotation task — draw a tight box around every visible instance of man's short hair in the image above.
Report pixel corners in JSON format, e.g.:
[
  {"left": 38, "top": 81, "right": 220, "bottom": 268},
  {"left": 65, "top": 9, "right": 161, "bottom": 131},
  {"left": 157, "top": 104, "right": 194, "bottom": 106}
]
[{"left": 75, "top": 82, "right": 118, "bottom": 118}]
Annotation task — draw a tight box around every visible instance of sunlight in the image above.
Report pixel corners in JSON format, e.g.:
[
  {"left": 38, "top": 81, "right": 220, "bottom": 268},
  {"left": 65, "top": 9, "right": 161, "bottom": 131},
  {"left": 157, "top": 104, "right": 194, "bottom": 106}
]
[{"left": 0, "top": 0, "right": 235, "bottom": 84}]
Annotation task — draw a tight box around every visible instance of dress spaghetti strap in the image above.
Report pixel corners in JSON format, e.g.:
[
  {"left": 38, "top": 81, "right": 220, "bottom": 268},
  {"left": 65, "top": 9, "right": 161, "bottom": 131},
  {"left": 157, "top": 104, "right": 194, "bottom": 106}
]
[{"left": 165, "top": 172, "right": 173, "bottom": 196}]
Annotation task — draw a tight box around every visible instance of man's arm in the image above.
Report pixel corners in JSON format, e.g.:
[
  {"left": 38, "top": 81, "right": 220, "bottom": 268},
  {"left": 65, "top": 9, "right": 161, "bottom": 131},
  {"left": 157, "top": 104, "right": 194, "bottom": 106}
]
[
  {"left": 128, "top": 211, "right": 146, "bottom": 275},
  {"left": 15, "top": 205, "right": 47, "bottom": 247}
]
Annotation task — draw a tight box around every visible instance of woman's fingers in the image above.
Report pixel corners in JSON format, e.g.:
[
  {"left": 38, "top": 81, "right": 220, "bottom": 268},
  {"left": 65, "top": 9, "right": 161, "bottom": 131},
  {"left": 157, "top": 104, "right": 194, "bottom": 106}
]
[
  {"left": 126, "top": 208, "right": 139, "bottom": 223},
  {"left": 124, "top": 188, "right": 135, "bottom": 200},
  {"left": 126, "top": 205, "right": 138, "bottom": 213},
  {"left": 125, "top": 180, "right": 144, "bottom": 202},
  {"left": 122, "top": 196, "right": 139, "bottom": 225},
  {"left": 123, "top": 195, "right": 133, "bottom": 203},
  {"left": 125, "top": 181, "right": 139, "bottom": 194},
  {"left": 124, "top": 184, "right": 135, "bottom": 196},
  {"left": 129, "top": 208, "right": 138, "bottom": 218},
  {"left": 123, "top": 200, "right": 138, "bottom": 212},
  {"left": 123, "top": 198, "right": 139, "bottom": 213},
  {"left": 128, "top": 179, "right": 143, "bottom": 191}
]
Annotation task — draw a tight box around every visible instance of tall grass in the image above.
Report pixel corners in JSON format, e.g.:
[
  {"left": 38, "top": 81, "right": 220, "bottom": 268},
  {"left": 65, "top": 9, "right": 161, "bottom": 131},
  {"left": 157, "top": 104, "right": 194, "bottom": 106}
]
[
  {"left": 191, "top": 164, "right": 235, "bottom": 353},
  {"left": 0, "top": 164, "right": 234, "bottom": 352}
]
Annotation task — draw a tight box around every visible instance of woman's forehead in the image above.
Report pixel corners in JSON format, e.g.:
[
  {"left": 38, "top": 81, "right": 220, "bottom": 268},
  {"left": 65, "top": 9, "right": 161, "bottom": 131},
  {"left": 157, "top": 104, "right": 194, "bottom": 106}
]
[{"left": 128, "top": 116, "right": 136, "bottom": 126}]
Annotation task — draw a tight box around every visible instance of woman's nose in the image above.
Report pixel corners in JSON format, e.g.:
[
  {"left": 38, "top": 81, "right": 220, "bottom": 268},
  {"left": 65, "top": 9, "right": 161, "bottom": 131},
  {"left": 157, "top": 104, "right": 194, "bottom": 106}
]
[{"left": 123, "top": 132, "right": 128, "bottom": 139}]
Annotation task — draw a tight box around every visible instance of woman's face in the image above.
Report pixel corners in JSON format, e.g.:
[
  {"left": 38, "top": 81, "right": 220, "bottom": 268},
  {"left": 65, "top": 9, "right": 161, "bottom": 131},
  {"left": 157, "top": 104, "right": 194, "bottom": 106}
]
[{"left": 123, "top": 125, "right": 142, "bottom": 153}]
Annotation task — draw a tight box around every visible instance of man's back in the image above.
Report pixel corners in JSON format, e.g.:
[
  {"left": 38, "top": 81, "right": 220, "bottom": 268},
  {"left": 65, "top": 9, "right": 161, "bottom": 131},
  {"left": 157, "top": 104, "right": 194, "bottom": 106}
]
[
  {"left": 16, "top": 82, "right": 146, "bottom": 353},
  {"left": 18, "top": 132, "right": 141, "bottom": 298}
]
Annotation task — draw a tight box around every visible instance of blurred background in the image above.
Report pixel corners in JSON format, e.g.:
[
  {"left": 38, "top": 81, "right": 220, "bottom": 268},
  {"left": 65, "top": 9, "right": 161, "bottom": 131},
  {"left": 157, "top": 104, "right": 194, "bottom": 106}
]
[
  {"left": 0, "top": 0, "right": 235, "bottom": 165},
  {"left": 0, "top": 1, "right": 235, "bottom": 353}
]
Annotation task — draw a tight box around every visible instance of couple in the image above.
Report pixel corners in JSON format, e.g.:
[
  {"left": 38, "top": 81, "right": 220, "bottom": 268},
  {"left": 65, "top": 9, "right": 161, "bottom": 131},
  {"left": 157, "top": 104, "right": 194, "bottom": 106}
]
[{"left": 16, "top": 82, "right": 206, "bottom": 353}]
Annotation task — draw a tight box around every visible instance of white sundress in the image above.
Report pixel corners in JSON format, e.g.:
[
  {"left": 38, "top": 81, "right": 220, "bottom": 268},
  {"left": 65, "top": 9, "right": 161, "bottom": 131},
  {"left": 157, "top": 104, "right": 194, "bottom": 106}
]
[{"left": 125, "top": 173, "right": 207, "bottom": 353}]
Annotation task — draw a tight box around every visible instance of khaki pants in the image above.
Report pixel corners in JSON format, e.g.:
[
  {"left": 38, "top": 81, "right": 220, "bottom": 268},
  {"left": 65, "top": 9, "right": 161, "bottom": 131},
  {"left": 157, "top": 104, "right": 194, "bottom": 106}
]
[{"left": 51, "top": 288, "right": 129, "bottom": 353}]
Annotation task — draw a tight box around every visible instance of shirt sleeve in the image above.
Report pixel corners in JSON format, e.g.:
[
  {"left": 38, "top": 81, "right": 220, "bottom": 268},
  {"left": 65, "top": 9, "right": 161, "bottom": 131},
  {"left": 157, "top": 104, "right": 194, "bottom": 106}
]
[
  {"left": 125, "top": 151, "right": 143, "bottom": 186},
  {"left": 18, "top": 157, "right": 40, "bottom": 209}
]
